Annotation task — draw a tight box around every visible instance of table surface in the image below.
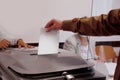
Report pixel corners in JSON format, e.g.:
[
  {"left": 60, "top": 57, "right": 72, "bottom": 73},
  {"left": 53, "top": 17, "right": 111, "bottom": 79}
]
[{"left": 0, "top": 48, "right": 106, "bottom": 80}]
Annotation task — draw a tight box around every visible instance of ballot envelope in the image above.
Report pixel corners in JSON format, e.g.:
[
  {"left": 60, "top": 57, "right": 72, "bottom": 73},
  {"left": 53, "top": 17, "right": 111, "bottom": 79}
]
[{"left": 0, "top": 49, "right": 105, "bottom": 80}]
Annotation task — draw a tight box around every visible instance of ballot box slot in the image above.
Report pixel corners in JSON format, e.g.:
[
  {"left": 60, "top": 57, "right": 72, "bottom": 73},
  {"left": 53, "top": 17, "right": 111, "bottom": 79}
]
[{"left": 8, "top": 66, "right": 94, "bottom": 79}]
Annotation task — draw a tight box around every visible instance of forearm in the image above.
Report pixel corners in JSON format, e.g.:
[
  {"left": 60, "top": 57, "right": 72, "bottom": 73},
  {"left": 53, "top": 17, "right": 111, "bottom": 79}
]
[
  {"left": 63, "top": 40, "right": 76, "bottom": 53},
  {"left": 61, "top": 19, "right": 79, "bottom": 32},
  {"left": 62, "top": 9, "right": 120, "bottom": 36}
]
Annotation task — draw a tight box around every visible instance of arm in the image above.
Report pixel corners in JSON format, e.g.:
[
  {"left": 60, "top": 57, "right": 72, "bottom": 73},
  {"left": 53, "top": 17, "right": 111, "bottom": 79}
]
[
  {"left": 63, "top": 34, "right": 79, "bottom": 53},
  {"left": 45, "top": 9, "right": 120, "bottom": 36},
  {"left": 63, "top": 40, "right": 76, "bottom": 53},
  {"left": 62, "top": 9, "right": 120, "bottom": 36}
]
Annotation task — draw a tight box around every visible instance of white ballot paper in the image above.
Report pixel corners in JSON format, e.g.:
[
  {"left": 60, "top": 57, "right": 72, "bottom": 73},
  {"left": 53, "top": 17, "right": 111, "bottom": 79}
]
[{"left": 38, "top": 27, "right": 59, "bottom": 55}]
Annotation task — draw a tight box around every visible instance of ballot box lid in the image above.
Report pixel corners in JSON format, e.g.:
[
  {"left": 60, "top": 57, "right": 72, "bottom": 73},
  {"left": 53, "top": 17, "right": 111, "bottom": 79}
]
[{"left": 0, "top": 49, "right": 94, "bottom": 78}]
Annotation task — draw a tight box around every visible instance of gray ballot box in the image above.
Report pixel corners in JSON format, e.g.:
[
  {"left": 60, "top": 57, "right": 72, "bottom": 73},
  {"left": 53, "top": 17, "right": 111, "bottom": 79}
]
[{"left": 0, "top": 49, "right": 106, "bottom": 80}]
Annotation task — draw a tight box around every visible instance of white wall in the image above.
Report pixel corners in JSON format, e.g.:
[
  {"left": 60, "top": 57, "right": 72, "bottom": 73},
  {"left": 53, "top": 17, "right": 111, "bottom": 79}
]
[
  {"left": 0, "top": 0, "right": 92, "bottom": 43},
  {"left": 92, "top": 0, "right": 113, "bottom": 16},
  {"left": 92, "top": 0, "right": 120, "bottom": 16},
  {"left": 111, "top": 0, "right": 120, "bottom": 9}
]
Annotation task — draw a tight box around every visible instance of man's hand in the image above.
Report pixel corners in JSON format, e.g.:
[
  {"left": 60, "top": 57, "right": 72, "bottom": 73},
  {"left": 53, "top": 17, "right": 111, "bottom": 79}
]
[
  {"left": 17, "top": 39, "right": 34, "bottom": 48},
  {"left": 45, "top": 19, "right": 63, "bottom": 32},
  {"left": 0, "top": 39, "right": 11, "bottom": 49}
]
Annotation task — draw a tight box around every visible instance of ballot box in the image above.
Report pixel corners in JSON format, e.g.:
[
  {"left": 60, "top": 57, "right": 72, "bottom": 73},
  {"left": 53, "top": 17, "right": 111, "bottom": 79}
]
[{"left": 0, "top": 49, "right": 106, "bottom": 80}]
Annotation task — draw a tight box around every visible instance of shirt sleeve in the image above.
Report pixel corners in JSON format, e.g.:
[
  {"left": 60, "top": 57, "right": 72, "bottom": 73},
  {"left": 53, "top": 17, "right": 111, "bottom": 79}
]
[
  {"left": 62, "top": 9, "right": 120, "bottom": 36},
  {"left": 63, "top": 39, "right": 76, "bottom": 53}
]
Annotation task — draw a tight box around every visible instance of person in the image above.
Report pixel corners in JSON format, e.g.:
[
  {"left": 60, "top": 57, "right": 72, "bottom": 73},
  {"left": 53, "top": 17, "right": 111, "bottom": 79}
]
[
  {"left": 63, "top": 33, "right": 110, "bottom": 79},
  {"left": 44, "top": 8, "right": 120, "bottom": 80},
  {"left": 63, "top": 33, "right": 98, "bottom": 59},
  {"left": 0, "top": 39, "right": 34, "bottom": 49},
  {"left": 0, "top": 28, "right": 34, "bottom": 80},
  {"left": 0, "top": 28, "right": 34, "bottom": 49}
]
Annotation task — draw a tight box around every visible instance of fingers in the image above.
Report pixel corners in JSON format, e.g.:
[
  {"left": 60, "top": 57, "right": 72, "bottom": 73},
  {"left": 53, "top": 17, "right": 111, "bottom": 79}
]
[
  {"left": 17, "top": 39, "right": 34, "bottom": 48},
  {"left": 18, "top": 43, "right": 28, "bottom": 48},
  {"left": 45, "top": 19, "right": 55, "bottom": 28},
  {"left": 27, "top": 45, "right": 35, "bottom": 48},
  {"left": 45, "top": 19, "right": 62, "bottom": 32},
  {"left": 45, "top": 19, "right": 55, "bottom": 32},
  {"left": 0, "top": 39, "right": 11, "bottom": 49},
  {"left": 18, "top": 41, "right": 27, "bottom": 48},
  {"left": 18, "top": 43, "right": 34, "bottom": 48},
  {"left": 45, "top": 25, "right": 55, "bottom": 32}
]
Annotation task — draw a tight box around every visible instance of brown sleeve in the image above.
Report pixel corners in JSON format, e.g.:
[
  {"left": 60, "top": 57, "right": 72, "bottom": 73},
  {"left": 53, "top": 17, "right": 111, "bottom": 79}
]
[
  {"left": 62, "top": 9, "right": 120, "bottom": 36},
  {"left": 61, "top": 18, "right": 79, "bottom": 32}
]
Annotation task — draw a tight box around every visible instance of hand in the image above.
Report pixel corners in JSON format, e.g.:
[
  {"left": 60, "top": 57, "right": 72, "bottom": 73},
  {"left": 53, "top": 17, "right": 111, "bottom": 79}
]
[
  {"left": 0, "top": 39, "right": 11, "bottom": 49},
  {"left": 17, "top": 39, "right": 34, "bottom": 48},
  {"left": 45, "top": 19, "right": 63, "bottom": 32}
]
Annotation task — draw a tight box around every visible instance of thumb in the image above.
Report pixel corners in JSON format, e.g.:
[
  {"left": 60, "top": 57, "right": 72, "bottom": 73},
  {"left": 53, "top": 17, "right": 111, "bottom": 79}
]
[
  {"left": 45, "top": 26, "right": 54, "bottom": 32},
  {"left": 18, "top": 44, "right": 21, "bottom": 48}
]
